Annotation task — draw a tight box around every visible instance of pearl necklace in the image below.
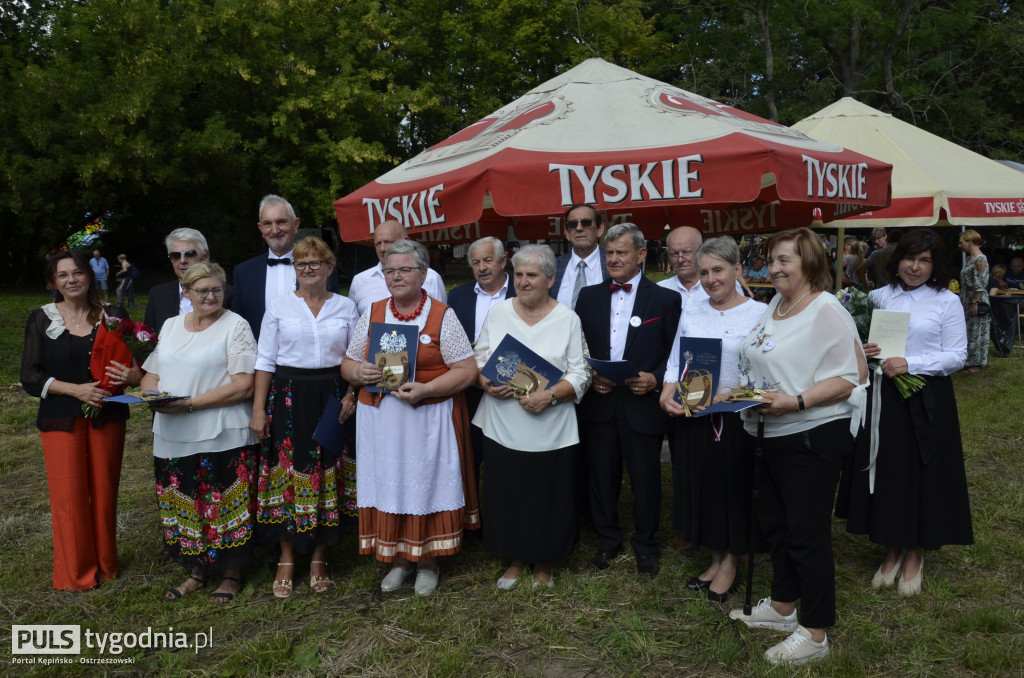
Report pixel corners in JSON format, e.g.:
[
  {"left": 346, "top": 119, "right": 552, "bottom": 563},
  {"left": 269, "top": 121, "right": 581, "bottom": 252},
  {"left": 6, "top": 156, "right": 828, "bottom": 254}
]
[
  {"left": 390, "top": 290, "right": 427, "bottom": 321},
  {"left": 776, "top": 289, "right": 812, "bottom": 317}
]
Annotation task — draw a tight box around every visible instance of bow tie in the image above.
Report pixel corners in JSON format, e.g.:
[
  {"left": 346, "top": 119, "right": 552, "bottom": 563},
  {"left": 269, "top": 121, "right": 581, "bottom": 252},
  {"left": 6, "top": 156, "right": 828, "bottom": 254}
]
[
  {"left": 609, "top": 282, "right": 633, "bottom": 293},
  {"left": 267, "top": 258, "right": 291, "bottom": 266}
]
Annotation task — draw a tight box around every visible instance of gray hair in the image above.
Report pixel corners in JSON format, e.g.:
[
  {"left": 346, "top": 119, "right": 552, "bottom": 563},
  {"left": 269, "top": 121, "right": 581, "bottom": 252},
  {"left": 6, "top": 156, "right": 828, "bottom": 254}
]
[
  {"left": 604, "top": 222, "right": 646, "bottom": 251},
  {"left": 468, "top": 236, "right": 505, "bottom": 262},
  {"left": 164, "top": 228, "right": 210, "bottom": 255},
  {"left": 258, "top": 194, "right": 297, "bottom": 220},
  {"left": 384, "top": 238, "right": 429, "bottom": 270},
  {"left": 511, "top": 244, "right": 556, "bottom": 278},
  {"left": 695, "top": 236, "right": 740, "bottom": 267}
]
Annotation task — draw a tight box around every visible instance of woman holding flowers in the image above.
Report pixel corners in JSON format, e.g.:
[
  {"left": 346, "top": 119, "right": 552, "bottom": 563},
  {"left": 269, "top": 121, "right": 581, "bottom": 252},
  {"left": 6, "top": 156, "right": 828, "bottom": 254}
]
[
  {"left": 839, "top": 228, "right": 973, "bottom": 596},
  {"left": 250, "top": 237, "right": 360, "bottom": 598},
  {"left": 659, "top": 237, "right": 766, "bottom": 604},
  {"left": 141, "top": 262, "right": 259, "bottom": 604},
  {"left": 20, "top": 250, "right": 142, "bottom": 590}
]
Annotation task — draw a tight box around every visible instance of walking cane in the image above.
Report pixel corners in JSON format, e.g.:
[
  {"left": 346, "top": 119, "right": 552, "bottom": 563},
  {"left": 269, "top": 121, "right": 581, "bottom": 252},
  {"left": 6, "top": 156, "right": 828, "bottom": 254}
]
[{"left": 743, "top": 412, "right": 765, "bottom": 615}]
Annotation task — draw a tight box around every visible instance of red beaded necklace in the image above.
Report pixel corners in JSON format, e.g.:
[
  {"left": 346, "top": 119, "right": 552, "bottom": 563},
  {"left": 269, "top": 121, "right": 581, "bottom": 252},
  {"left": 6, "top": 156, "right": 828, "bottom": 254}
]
[{"left": 390, "top": 289, "right": 428, "bottom": 321}]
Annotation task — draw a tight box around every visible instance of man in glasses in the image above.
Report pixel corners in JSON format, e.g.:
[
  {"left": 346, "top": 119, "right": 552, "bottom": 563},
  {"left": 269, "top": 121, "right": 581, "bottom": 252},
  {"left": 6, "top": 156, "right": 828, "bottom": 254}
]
[
  {"left": 550, "top": 204, "right": 610, "bottom": 310},
  {"left": 144, "top": 227, "right": 233, "bottom": 331},
  {"left": 348, "top": 219, "right": 447, "bottom": 316},
  {"left": 232, "top": 194, "right": 337, "bottom": 340},
  {"left": 658, "top": 226, "right": 708, "bottom": 312}
]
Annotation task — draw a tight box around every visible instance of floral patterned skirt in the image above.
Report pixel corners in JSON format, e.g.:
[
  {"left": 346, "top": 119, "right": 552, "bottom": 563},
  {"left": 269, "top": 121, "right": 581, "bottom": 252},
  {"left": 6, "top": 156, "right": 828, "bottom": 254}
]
[
  {"left": 154, "top": 444, "right": 258, "bottom": 576},
  {"left": 256, "top": 366, "right": 356, "bottom": 552}
]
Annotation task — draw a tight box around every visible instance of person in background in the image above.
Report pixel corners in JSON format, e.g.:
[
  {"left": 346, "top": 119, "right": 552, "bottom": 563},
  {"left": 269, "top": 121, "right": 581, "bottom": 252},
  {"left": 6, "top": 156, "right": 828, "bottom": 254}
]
[
  {"left": 575, "top": 223, "right": 681, "bottom": 578},
  {"left": 21, "top": 251, "right": 141, "bottom": 590},
  {"left": 839, "top": 228, "right": 973, "bottom": 597},
  {"left": 743, "top": 255, "right": 769, "bottom": 283},
  {"left": 844, "top": 240, "right": 868, "bottom": 287},
  {"left": 144, "top": 228, "right": 233, "bottom": 332},
  {"left": 251, "top": 237, "right": 360, "bottom": 598},
  {"left": 660, "top": 237, "right": 766, "bottom": 603},
  {"left": 341, "top": 239, "right": 479, "bottom": 596},
  {"left": 141, "top": 262, "right": 259, "bottom": 604},
  {"left": 473, "top": 244, "right": 591, "bottom": 589},
  {"left": 90, "top": 249, "right": 110, "bottom": 302},
  {"left": 958, "top": 229, "right": 990, "bottom": 374},
  {"left": 115, "top": 253, "right": 136, "bottom": 309},
  {"left": 348, "top": 219, "right": 446, "bottom": 316},
  {"left": 729, "top": 228, "right": 867, "bottom": 665},
  {"left": 1003, "top": 255, "right": 1024, "bottom": 289}
]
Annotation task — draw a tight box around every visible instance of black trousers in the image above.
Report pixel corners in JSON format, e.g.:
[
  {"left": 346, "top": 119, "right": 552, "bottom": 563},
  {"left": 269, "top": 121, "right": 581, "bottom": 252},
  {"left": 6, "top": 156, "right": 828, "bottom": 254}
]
[
  {"left": 755, "top": 418, "right": 852, "bottom": 629},
  {"left": 587, "top": 405, "right": 664, "bottom": 556}
]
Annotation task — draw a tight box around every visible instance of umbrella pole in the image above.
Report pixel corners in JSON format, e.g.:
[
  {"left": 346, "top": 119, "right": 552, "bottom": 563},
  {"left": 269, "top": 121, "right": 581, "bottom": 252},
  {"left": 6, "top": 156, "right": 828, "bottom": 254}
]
[
  {"left": 743, "top": 412, "right": 766, "bottom": 615},
  {"left": 836, "top": 225, "right": 845, "bottom": 292}
]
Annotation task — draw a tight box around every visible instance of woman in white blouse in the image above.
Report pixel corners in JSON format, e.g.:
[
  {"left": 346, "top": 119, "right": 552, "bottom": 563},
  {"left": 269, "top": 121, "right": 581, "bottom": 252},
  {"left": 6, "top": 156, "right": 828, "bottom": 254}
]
[
  {"left": 839, "top": 228, "right": 973, "bottom": 596},
  {"left": 660, "top": 237, "right": 765, "bottom": 603},
  {"left": 141, "top": 262, "right": 259, "bottom": 604},
  {"left": 250, "top": 237, "right": 359, "bottom": 598},
  {"left": 728, "top": 228, "right": 867, "bottom": 666},
  {"left": 473, "top": 245, "right": 591, "bottom": 590}
]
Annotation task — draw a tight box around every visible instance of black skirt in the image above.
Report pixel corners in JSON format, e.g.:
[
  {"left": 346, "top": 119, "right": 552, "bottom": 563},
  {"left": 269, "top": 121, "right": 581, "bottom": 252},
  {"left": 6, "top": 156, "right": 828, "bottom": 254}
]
[
  {"left": 255, "top": 365, "right": 356, "bottom": 552},
  {"left": 672, "top": 414, "right": 757, "bottom": 554},
  {"left": 838, "top": 374, "right": 974, "bottom": 550},
  {"left": 482, "top": 437, "right": 577, "bottom": 563}
]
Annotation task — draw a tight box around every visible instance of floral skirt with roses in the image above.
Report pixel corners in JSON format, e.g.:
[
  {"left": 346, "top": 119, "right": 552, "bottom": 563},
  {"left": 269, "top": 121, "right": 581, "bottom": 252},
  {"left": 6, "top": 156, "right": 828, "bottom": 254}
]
[
  {"left": 256, "top": 366, "right": 357, "bottom": 552},
  {"left": 154, "top": 444, "right": 258, "bottom": 575}
]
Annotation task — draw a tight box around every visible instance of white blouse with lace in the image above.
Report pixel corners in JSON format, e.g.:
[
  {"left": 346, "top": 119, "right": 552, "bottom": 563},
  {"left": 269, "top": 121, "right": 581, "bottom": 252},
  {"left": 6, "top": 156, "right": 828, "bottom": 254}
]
[{"left": 142, "top": 311, "right": 258, "bottom": 459}]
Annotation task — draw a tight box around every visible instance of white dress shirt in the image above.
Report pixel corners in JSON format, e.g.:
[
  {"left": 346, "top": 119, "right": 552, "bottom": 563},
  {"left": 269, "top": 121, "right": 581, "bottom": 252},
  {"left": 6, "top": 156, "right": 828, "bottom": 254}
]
[
  {"left": 557, "top": 248, "right": 605, "bottom": 307},
  {"left": 349, "top": 262, "right": 447, "bottom": 316},
  {"left": 472, "top": 274, "right": 510, "bottom": 341},
  {"left": 177, "top": 282, "right": 193, "bottom": 316},
  {"left": 609, "top": 272, "right": 642, "bottom": 361},
  {"left": 266, "top": 249, "right": 297, "bottom": 311},
  {"left": 255, "top": 292, "right": 360, "bottom": 372},
  {"left": 868, "top": 285, "right": 966, "bottom": 376}
]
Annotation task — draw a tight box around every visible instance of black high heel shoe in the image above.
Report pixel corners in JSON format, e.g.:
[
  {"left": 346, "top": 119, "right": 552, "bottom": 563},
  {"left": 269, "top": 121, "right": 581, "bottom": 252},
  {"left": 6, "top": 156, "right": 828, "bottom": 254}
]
[
  {"left": 686, "top": 576, "right": 712, "bottom": 591},
  {"left": 705, "top": 579, "right": 738, "bottom": 603}
]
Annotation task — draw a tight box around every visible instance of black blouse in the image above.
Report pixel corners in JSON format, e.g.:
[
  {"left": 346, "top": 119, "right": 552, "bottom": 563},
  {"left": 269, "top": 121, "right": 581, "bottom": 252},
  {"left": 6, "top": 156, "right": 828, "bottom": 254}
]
[{"left": 21, "top": 306, "right": 130, "bottom": 432}]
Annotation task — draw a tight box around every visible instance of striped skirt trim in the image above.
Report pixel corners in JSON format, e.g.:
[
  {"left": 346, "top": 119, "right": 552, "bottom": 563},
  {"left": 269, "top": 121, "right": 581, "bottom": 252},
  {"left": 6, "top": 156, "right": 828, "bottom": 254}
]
[{"left": 358, "top": 507, "right": 466, "bottom": 562}]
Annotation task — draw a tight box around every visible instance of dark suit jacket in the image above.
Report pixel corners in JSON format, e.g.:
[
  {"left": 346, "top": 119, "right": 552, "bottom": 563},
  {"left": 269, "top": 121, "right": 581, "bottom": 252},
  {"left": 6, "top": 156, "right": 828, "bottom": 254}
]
[
  {"left": 447, "top": 275, "right": 516, "bottom": 419},
  {"left": 550, "top": 248, "right": 610, "bottom": 301},
  {"left": 231, "top": 252, "right": 339, "bottom": 341},
  {"left": 143, "top": 280, "right": 234, "bottom": 332},
  {"left": 575, "top": 275, "right": 681, "bottom": 435},
  {"left": 447, "top": 274, "right": 516, "bottom": 343}
]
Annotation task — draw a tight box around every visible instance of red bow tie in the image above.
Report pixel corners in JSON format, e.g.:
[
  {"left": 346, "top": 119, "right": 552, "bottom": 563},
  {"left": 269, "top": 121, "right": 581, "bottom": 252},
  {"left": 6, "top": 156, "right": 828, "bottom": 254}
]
[{"left": 609, "top": 282, "right": 633, "bottom": 293}]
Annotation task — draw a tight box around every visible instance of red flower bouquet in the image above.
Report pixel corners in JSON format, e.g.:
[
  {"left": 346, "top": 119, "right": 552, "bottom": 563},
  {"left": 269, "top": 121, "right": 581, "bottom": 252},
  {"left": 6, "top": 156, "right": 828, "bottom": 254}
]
[{"left": 83, "top": 315, "right": 159, "bottom": 417}]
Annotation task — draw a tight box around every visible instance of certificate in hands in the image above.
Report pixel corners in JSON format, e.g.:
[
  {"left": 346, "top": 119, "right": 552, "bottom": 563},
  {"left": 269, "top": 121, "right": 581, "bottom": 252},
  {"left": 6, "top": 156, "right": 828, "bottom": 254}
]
[
  {"left": 673, "top": 337, "right": 722, "bottom": 414},
  {"left": 868, "top": 310, "right": 910, "bottom": 360},
  {"left": 104, "top": 390, "right": 188, "bottom": 404},
  {"left": 480, "top": 334, "right": 561, "bottom": 396},
  {"left": 585, "top": 358, "right": 639, "bottom": 385},
  {"left": 366, "top": 323, "right": 419, "bottom": 393}
]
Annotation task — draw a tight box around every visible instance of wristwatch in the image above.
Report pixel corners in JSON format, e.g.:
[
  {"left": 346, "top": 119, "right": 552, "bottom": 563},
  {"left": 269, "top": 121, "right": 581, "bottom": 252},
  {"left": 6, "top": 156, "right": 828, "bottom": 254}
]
[{"left": 550, "top": 392, "right": 559, "bottom": 406}]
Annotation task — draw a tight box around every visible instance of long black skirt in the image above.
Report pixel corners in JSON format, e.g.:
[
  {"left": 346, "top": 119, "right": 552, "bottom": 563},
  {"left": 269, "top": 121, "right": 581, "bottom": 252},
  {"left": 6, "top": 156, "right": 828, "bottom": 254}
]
[
  {"left": 255, "top": 366, "right": 356, "bottom": 553},
  {"left": 155, "top": 444, "right": 258, "bottom": 576},
  {"left": 672, "top": 414, "right": 756, "bottom": 554},
  {"left": 838, "top": 374, "right": 974, "bottom": 550},
  {"left": 482, "top": 437, "right": 577, "bottom": 563}
]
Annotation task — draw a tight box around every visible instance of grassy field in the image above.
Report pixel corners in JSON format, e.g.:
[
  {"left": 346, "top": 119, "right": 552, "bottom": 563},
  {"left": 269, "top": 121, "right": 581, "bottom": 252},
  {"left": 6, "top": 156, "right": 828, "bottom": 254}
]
[{"left": 1, "top": 287, "right": 1022, "bottom": 677}]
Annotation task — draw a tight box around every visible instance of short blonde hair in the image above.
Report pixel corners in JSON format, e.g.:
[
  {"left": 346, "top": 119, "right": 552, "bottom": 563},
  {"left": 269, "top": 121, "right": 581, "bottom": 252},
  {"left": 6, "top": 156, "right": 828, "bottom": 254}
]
[
  {"left": 293, "top": 236, "right": 336, "bottom": 267},
  {"left": 182, "top": 261, "right": 226, "bottom": 289},
  {"left": 961, "top": 229, "right": 982, "bottom": 245}
]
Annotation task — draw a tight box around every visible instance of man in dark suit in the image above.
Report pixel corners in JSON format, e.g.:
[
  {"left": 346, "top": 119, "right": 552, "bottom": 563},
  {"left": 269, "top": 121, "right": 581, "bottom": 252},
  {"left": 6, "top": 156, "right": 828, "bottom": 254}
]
[
  {"left": 550, "top": 203, "right": 610, "bottom": 310},
  {"left": 144, "top": 228, "right": 233, "bottom": 331},
  {"left": 447, "top": 236, "right": 516, "bottom": 517},
  {"left": 232, "top": 194, "right": 337, "bottom": 340},
  {"left": 575, "top": 223, "right": 681, "bottom": 578}
]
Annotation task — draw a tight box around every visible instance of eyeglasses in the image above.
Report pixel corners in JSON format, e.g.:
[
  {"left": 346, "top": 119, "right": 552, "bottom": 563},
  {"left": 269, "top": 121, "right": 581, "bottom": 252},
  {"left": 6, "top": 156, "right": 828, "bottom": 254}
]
[
  {"left": 382, "top": 266, "right": 420, "bottom": 278},
  {"left": 169, "top": 249, "right": 199, "bottom": 261},
  {"left": 566, "top": 218, "right": 596, "bottom": 230},
  {"left": 294, "top": 260, "right": 326, "bottom": 271},
  {"left": 668, "top": 249, "right": 697, "bottom": 260},
  {"left": 190, "top": 287, "right": 224, "bottom": 298}
]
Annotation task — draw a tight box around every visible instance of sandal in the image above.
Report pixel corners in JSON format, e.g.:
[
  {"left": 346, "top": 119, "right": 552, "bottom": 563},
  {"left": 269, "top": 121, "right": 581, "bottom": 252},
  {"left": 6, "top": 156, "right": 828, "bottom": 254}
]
[
  {"left": 310, "top": 560, "right": 332, "bottom": 593},
  {"left": 210, "top": 576, "right": 243, "bottom": 604},
  {"left": 164, "top": 574, "right": 205, "bottom": 602},
  {"left": 273, "top": 562, "right": 295, "bottom": 598}
]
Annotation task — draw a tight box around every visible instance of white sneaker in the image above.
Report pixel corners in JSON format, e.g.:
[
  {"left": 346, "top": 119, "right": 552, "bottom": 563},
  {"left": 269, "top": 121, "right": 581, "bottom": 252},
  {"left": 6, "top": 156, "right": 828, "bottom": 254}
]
[
  {"left": 764, "top": 626, "right": 828, "bottom": 665},
  {"left": 729, "top": 598, "right": 799, "bottom": 631},
  {"left": 414, "top": 568, "right": 439, "bottom": 595},
  {"left": 380, "top": 565, "right": 415, "bottom": 592}
]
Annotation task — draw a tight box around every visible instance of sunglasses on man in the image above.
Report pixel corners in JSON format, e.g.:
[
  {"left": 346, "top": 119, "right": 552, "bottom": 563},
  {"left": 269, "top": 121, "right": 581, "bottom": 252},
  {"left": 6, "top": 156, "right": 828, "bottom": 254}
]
[{"left": 168, "top": 249, "right": 199, "bottom": 261}]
